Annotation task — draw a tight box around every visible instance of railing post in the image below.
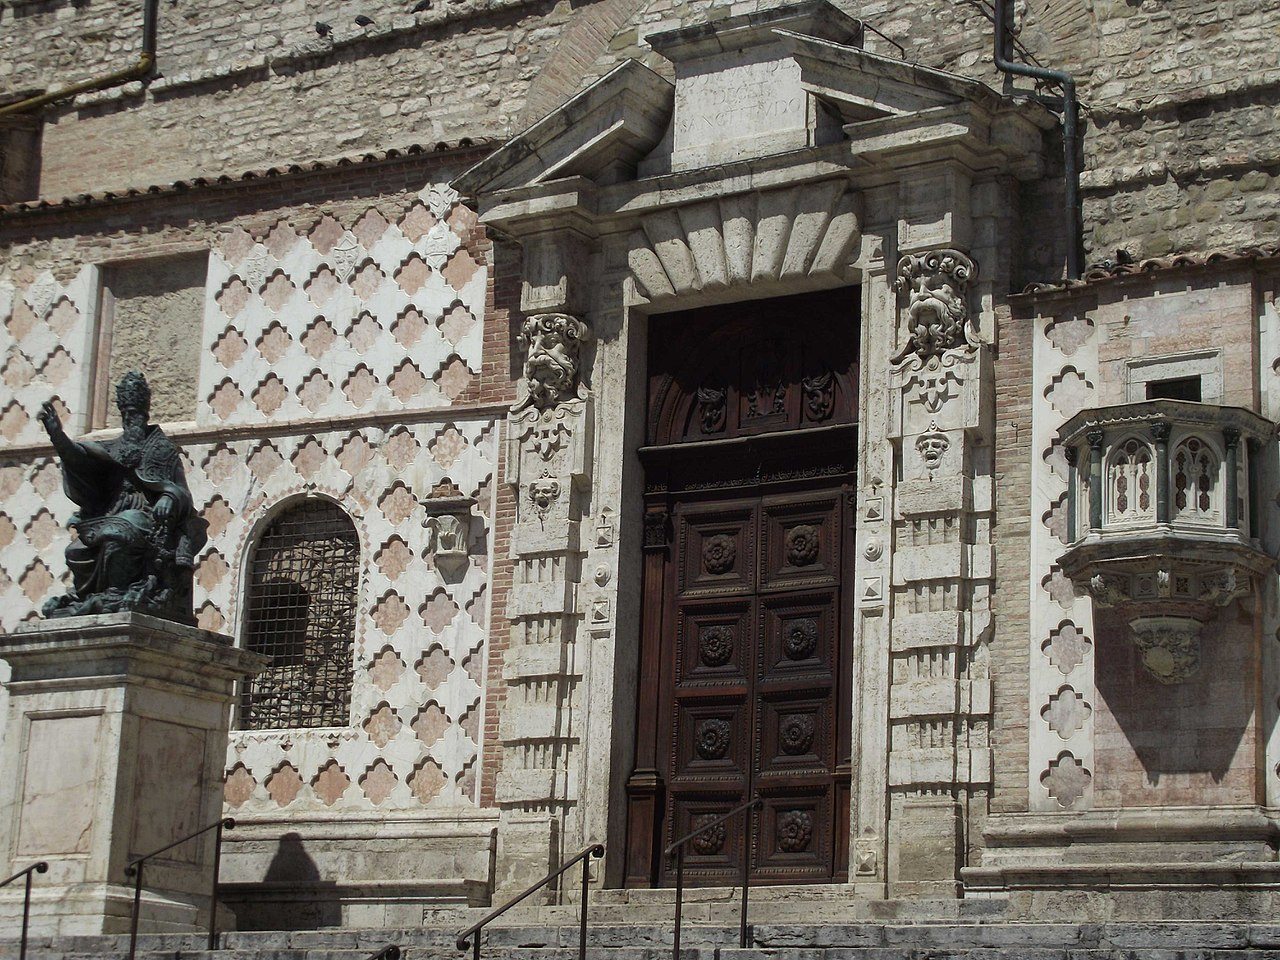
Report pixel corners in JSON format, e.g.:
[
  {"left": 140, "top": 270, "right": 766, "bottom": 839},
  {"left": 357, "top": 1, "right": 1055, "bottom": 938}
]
[
  {"left": 208, "top": 818, "right": 229, "bottom": 950},
  {"left": 671, "top": 847, "right": 683, "bottom": 960},
  {"left": 1150, "top": 421, "right": 1171, "bottom": 524},
  {"left": 128, "top": 861, "right": 144, "bottom": 960},
  {"left": 1224, "top": 427, "right": 1240, "bottom": 529},
  {"left": 21, "top": 869, "right": 33, "bottom": 960},
  {"left": 578, "top": 849, "right": 591, "bottom": 960},
  {"left": 2, "top": 860, "right": 49, "bottom": 960},
  {"left": 738, "top": 801, "right": 753, "bottom": 949},
  {"left": 1087, "top": 429, "right": 1104, "bottom": 531},
  {"left": 1065, "top": 445, "right": 1078, "bottom": 543}
]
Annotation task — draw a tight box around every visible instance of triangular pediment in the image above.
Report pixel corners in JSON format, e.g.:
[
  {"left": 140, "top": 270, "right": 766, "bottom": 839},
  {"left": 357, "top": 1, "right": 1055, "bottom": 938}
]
[
  {"left": 457, "top": 1, "right": 1049, "bottom": 201},
  {"left": 452, "top": 60, "right": 673, "bottom": 197},
  {"left": 775, "top": 29, "right": 1006, "bottom": 124}
]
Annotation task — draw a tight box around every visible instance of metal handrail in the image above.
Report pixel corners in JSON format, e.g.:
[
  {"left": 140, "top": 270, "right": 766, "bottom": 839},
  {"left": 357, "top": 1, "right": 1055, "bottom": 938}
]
[
  {"left": 665, "top": 796, "right": 762, "bottom": 960},
  {"left": 366, "top": 946, "right": 401, "bottom": 960},
  {"left": 125, "top": 817, "right": 234, "bottom": 960},
  {"left": 0, "top": 861, "right": 48, "bottom": 960},
  {"left": 456, "top": 843, "right": 604, "bottom": 960}
]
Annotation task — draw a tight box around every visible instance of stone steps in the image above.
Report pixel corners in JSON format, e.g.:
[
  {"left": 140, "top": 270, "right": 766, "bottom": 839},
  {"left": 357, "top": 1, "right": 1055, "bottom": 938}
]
[{"left": 7, "top": 922, "right": 1280, "bottom": 960}]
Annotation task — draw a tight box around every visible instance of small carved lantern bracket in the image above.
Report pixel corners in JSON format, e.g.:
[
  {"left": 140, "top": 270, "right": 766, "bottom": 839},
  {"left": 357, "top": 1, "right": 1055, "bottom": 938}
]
[{"left": 423, "top": 485, "right": 477, "bottom": 576}]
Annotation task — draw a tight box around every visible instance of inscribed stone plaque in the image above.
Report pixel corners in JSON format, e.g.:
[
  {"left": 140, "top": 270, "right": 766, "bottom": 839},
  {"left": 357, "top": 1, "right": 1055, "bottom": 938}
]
[
  {"left": 672, "top": 52, "right": 808, "bottom": 168},
  {"left": 17, "top": 713, "right": 103, "bottom": 856}
]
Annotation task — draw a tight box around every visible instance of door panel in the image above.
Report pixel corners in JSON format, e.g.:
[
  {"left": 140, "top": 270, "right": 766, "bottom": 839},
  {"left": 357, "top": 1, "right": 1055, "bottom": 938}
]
[
  {"left": 677, "top": 599, "right": 753, "bottom": 686},
  {"left": 759, "top": 495, "right": 842, "bottom": 592},
  {"left": 628, "top": 287, "right": 860, "bottom": 889},
  {"left": 755, "top": 789, "right": 832, "bottom": 880},
  {"left": 661, "top": 486, "right": 847, "bottom": 885},
  {"left": 676, "top": 501, "right": 757, "bottom": 598}
]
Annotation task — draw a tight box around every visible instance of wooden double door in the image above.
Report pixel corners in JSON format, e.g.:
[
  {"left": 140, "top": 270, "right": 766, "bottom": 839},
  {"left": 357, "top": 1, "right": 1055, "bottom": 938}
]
[
  {"left": 659, "top": 480, "right": 853, "bottom": 884},
  {"left": 626, "top": 289, "right": 858, "bottom": 887}
]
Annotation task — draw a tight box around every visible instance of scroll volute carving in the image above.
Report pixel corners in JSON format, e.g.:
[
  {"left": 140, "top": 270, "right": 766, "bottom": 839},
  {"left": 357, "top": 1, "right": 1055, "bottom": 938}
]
[
  {"left": 647, "top": 291, "right": 858, "bottom": 446},
  {"left": 424, "top": 482, "right": 476, "bottom": 576}
]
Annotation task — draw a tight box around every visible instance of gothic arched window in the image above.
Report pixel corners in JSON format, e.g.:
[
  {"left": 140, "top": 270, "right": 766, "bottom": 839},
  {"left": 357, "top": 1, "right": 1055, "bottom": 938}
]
[{"left": 238, "top": 499, "right": 360, "bottom": 730}]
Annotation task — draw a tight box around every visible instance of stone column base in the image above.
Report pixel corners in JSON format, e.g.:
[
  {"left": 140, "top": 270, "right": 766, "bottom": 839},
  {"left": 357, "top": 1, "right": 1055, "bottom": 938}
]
[
  {"left": 965, "top": 807, "right": 1280, "bottom": 919},
  {"left": 493, "top": 811, "right": 557, "bottom": 904}
]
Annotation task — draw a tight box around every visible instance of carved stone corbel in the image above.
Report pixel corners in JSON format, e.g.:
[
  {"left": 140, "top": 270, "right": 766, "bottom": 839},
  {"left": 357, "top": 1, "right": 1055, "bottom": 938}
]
[{"left": 423, "top": 483, "right": 476, "bottom": 577}]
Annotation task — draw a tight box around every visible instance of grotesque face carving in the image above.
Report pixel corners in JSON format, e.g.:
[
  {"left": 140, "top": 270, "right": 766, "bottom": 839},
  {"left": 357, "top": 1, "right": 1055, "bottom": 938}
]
[
  {"left": 515, "top": 313, "right": 590, "bottom": 411},
  {"left": 915, "top": 426, "right": 950, "bottom": 472},
  {"left": 528, "top": 472, "right": 562, "bottom": 520},
  {"left": 892, "top": 249, "right": 978, "bottom": 364}
]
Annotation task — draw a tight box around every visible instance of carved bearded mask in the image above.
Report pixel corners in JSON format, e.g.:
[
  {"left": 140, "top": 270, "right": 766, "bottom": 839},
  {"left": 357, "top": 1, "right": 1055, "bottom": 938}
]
[{"left": 518, "top": 313, "right": 589, "bottom": 410}]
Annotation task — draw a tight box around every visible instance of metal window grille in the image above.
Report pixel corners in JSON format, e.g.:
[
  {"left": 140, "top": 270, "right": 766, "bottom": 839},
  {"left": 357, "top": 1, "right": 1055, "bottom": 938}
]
[{"left": 238, "top": 500, "right": 360, "bottom": 730}]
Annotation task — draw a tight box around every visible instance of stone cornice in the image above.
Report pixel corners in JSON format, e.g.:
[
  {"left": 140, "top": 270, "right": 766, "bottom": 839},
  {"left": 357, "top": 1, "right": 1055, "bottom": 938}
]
[
  {"left": 1057, "top": 398, "right": 1275, "bottom": 446},
  {"left": 0, "top": 142, "right": 492, "bottom": 226},
  {"left": 0, "top": 399, "right": 512, "bottom": 460}
]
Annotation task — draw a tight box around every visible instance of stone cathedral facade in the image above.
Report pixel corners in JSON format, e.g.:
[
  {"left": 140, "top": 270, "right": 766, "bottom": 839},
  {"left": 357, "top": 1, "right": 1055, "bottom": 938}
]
[{"left": 2, "top": 0, "right": 1280, "bottom": 929}]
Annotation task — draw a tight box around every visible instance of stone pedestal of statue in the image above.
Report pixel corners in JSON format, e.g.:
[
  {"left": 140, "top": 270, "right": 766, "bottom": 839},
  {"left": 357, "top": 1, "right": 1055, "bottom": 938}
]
[{"left": 0, "top": 612, "right": 266, "bottom": 936}]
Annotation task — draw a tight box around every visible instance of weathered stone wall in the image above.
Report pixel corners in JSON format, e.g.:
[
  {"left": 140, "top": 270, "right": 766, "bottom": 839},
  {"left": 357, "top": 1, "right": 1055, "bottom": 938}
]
[
  {"left": 5, "top": 0, "right": 1280, "bottom": 269},
  {"left": 0, "top": 0, "right": 542, "bottom": 103}
]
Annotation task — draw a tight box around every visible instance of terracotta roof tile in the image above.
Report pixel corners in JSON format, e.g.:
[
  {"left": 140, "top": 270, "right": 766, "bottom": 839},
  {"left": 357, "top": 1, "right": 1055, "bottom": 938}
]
[
  {"left": 1019, "top": 241, "right": 1280, "bottom": 296},
  {"left": 0, "top": 139, "right": 493, "bottom": 218}
]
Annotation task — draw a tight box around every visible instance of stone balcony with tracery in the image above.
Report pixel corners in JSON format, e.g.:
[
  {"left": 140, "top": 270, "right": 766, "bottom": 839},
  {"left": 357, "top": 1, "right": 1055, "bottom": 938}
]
[{"left": 1057, "top": 399, "right": 1275, "bottom": 683}]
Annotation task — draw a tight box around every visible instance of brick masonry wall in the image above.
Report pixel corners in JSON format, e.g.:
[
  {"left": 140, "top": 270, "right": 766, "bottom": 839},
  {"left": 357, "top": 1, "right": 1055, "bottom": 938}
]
[
  {"left": 477, "top": 237, "right": 519, "bottom": 808},
  {"left": 991, "top": 303, "right": 1034, "bottom": 815},
  {"left": 4, "top": 0, "right": 1280, "bottom": 271}
]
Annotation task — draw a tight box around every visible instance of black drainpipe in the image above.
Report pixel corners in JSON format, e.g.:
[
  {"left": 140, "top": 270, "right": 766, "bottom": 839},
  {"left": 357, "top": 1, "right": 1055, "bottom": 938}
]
[
  {"left": 993, "top": 0, "right": 1082, "bottom": 279},
  {"left": 0, "top": 0, "right": 160, "bottom": 118}
]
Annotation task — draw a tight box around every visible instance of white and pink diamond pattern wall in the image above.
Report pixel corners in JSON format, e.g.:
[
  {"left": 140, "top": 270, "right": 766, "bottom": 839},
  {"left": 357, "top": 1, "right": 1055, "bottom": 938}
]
[
  {"left": 0, "top": 267, "right": 97, "bottom": 447},
  {"left": 0, "top": 182, "right": 500, "bottom": 814},
  {"left": 0, "top": 417, "right": 497, "bottom": 810},
  {"left": 202, "top": 184, "right": 485, "bottom": 425},
  {"left": 209, "top": 418, "right": 497, "bottom": 812}
]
